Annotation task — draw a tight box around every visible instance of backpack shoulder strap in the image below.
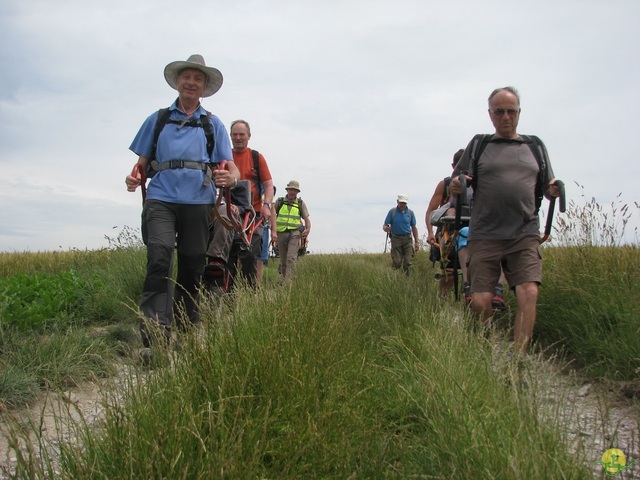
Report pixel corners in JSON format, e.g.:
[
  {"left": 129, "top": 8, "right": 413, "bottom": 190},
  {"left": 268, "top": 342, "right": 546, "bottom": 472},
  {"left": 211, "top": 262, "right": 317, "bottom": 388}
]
[
  {"left": 251, "top": 149, "right": 264, "bottom": 196},
  {"left": 442, "top": 176, "right": 452, "bottom": 204},
  {"left": 146, "top": 108, "right": 173, "bottom": 178},
  {"left": 150, "top": 108, "right": 172, "bottom": 162},
  {"left": 468, "top": 134, "right": 492, "bottom": 190},
  {"left": 275, "top": 197, "right": 285, "bottom": 215},
  {"left": 471, "top": 133, "right": 548, "bottom": 214},
  {"left": 251, "top": 149, "right": 260, "bottom": 181},
  {"left": 520, "top": 134, "right": 548, "bottom": 214},
  {"left": 200, "top": 111, "right": 215, "bottom": 158},
  {"left": 163, "top": 112, "right": 215, "bottom": 158},
  {"left": 148, "top": 108, "right": 215, "bottom": 176},
  {"left": 521, "top": 134, "right": 546, "bottom": 168}
]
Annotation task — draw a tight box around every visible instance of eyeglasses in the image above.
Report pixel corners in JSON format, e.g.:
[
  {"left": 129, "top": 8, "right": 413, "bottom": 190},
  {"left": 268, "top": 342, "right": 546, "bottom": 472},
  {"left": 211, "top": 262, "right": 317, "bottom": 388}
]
[{"left": 490, "top": 108, "right": 520, "bottom": 117}]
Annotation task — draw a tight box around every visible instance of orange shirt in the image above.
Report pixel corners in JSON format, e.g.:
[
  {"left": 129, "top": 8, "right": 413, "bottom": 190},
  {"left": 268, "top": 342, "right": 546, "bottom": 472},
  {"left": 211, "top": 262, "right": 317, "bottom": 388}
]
[{"left": 232, "top": 148, "right": 273, "bottom": 212}]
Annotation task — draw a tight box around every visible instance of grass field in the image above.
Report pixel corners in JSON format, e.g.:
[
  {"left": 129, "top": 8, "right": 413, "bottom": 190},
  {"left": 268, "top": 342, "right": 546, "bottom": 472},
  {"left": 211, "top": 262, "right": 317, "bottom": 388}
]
[{"left": 1, "top": 228, "right": 638, "bottom": 478}]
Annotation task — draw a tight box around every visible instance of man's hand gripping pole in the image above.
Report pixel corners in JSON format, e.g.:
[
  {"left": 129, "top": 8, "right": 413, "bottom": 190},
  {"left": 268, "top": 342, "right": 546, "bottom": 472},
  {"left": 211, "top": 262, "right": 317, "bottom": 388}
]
[
  {"left": 541, "top": 180, "right": 566, "bottom": 243},
  {"left": 131, "top": 163, "right": 146, "bottom": 206},
  {"left": 212, "top": 161, "right": 250, "bottom": 245},
  {"left": 451, "top": 174, "right": 467, "bottom": 301}
]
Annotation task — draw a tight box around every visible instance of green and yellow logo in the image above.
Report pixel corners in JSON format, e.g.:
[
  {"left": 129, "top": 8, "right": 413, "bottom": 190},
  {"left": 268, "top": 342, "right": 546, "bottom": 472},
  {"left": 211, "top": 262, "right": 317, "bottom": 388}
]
[{"left": 597, "top": 448, "right": 637, "bottom": 477}]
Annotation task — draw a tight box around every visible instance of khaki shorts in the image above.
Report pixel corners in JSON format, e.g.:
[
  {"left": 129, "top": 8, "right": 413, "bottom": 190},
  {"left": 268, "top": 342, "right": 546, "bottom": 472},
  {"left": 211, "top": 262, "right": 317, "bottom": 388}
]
[{"left": 468, "top": 236, "right": 542, "bottom": 293}]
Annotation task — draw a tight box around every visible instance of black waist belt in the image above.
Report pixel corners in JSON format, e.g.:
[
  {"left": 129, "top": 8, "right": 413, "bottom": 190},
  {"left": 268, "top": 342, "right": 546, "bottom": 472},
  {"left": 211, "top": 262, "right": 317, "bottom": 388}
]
[
  {"left": 391, "top": 233, "right": 411, "bottom": 238},
  {"left": 149, "top": 160, "right": 214, "bottom": 186}
]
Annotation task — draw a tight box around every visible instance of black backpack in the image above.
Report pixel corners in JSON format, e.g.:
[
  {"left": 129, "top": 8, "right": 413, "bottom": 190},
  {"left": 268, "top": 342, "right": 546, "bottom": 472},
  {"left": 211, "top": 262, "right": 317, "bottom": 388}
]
[
  {"left": 146, "top": 105, "right": 216, "bottom": 182},
  {"left": 467, "top": 134, "right": 548, "bottom": 214}
]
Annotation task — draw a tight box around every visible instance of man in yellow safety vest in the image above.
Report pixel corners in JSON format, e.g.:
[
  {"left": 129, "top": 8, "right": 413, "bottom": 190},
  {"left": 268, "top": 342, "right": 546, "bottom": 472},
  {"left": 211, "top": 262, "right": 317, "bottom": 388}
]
[{"left": 270, "top": 180, "right": 311, "bottom": 279}]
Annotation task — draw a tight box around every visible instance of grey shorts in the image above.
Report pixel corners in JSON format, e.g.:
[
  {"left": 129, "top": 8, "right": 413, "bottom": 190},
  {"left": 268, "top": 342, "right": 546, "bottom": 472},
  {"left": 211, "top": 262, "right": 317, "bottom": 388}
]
[{"left": 468, "top": 236, "right": 542, "bottom": 293}]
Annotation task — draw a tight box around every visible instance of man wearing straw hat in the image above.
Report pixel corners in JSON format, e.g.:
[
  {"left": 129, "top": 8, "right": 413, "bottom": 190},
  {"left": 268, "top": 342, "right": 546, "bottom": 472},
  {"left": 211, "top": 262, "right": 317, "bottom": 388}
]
[{"left": 125, "top": 54, "right": 239, "bottom": 360}]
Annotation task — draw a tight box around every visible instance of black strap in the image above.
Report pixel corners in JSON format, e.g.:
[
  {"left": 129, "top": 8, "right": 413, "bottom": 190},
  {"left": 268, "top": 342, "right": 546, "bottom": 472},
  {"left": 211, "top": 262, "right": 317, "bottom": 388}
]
[
  {"left": 453, "top": 174, "right": 467, "bottom": 302},
  {"left": 251, "top": 149, "right": 260, "bottom": 182},
  {"left": 148, "top": 159, "right": 215, "bottom": 187},
  {"left": 150, "top": 108, "right": 173, "bottom": 163},
  {"left": 200, "top": 113, "right": 215, "bottom": 158},
  {"left": 442, "top": 176, "right": 452, "bottom": 204},
  {"left": 521, "top": 135, "right": 547, "bottom": 214},
  {"left": 147, "top": 103, "right": 216, "bottom": 178},
  {"left": 151, "top": 160, "right": 212, "bottom": 171},
  {"left": 276, "top": 197, "right": 303, "bottom": 216},
  {"left": 469, "top": 134, "right": 547, "bottom": 214},
  {"left": 251, "top": 149, "right": 261, "bottom": 195},
  {"left": 390, "top": 207, "right": 414, "bottom": 225},
  {"left": 275, "top": 197, "right": 285, "bottom": 215}
]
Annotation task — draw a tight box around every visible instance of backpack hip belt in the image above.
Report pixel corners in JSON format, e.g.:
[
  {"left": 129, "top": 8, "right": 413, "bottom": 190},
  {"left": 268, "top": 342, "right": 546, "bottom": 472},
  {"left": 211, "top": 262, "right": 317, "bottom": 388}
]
[
  {"left": 149, "top": 159, "right": 215, "bottom": 187},
  {"left": 146, "top": 104, "right": 216, "bottom": 185}
]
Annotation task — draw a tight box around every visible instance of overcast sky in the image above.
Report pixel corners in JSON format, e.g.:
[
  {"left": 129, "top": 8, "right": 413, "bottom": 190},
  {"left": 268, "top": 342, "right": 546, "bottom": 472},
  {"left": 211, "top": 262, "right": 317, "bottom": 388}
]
[{"left": 1, "top": 0, "right": 638, "bottom": 254}]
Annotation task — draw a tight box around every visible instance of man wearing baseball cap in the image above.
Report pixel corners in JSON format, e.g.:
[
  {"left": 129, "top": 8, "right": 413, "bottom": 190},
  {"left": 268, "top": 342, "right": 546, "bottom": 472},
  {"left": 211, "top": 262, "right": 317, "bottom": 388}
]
[{"left": 383, "top": 194, "right": 420, "bottom": 275}]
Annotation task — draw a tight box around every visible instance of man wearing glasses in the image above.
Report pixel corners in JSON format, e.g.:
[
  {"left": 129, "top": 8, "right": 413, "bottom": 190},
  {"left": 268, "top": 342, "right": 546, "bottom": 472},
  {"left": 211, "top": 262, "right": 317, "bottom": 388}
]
[{"left": 451, "top": 86, "right": 561, "bottom": 354}]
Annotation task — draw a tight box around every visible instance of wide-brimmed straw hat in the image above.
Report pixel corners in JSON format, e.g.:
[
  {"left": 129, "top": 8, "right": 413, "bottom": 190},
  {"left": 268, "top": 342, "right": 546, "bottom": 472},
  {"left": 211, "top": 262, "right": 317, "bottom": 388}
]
[
  {"left": 286, "top": 180, "right": 301, "bottom": 191},
  {"left": 164, "top": 54, "right": 223, "bottom": 97}
]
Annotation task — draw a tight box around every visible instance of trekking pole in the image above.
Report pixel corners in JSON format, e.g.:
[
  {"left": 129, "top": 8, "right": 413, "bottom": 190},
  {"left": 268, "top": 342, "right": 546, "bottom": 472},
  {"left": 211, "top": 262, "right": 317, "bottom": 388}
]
[
  {"left": 211, "top": 161, "right": 250, "bottom": 244},
  {"left": 384, "top": 232, "right": 390, "bottom": 254},
  {"left": 540, "top": 179, "right": 566, "bottom": 243},
  {"left": 246, "top": 215, "right": 262, "bottom": 243},
  {"left": 131, "top": 163, "right": 146, "bottom": 206},
  {"left": 452, "top": 174, "right": 468, "bottom": 302}
]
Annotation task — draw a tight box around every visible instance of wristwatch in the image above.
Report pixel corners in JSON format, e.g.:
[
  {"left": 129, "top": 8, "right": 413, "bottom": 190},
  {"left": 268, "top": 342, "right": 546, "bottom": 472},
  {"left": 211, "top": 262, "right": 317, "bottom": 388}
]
[{"left": 264, "top": 202, "right": 272, "bottom": 208}]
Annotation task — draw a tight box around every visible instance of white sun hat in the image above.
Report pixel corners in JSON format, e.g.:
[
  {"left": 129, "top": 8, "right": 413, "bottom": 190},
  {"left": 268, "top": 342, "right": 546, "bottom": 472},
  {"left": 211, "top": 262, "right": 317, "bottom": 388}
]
[{"left": 163, "top": 54, "right": 223, "bottom": 97}]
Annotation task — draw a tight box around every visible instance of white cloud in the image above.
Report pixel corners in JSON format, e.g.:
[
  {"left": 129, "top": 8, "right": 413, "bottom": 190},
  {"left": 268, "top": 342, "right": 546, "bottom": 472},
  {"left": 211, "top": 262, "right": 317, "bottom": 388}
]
[{"left": 1, "top": 0, "right": 639, "bottom": 253}]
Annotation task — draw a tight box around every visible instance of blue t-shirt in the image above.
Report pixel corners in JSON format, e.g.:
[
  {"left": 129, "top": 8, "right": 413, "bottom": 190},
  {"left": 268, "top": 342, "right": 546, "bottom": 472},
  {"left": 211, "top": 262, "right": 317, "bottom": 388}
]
[
  {"left": 384, "top": 207, "right": 416, "bottom": 235},
  {"left": 129, "top": 101, "right": 233, "bottom": 204}
]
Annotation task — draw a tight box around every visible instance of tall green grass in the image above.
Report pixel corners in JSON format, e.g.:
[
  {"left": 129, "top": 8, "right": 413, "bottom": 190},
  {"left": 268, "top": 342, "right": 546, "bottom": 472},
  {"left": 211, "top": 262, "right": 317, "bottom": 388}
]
[
  {"left": 536, "top": 187, "right": 640, "bottom": 379},
  {"left": 0, "top": 229, "right": 145, "bottom": 409},
  {"left": 537, "top": 245, "right": 640, "bottom": 379},
  {"left": 2, "top": 207, "right": 638, "bottom": 478},
  {"left": 9, "top": 255, "right": 591, "bottom": 479}
]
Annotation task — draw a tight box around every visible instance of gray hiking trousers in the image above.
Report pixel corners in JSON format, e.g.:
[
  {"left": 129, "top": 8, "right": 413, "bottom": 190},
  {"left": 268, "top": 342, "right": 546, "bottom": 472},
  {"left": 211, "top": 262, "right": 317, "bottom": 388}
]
[{"left": 140, "top": 200, "right": 211, "bottom": 347}]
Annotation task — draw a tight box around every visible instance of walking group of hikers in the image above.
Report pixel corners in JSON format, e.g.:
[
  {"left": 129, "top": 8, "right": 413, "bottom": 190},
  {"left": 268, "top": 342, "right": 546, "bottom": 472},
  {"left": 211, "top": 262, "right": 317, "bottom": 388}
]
[
  {"left": 383, "top": 86, "right": 565, "bottom": 355},
  {"left": 124, "top": 54, "right": 311, "bottom": 362},
  {"left": 124, "top": 53, "right": 563, "bottom": 360}
]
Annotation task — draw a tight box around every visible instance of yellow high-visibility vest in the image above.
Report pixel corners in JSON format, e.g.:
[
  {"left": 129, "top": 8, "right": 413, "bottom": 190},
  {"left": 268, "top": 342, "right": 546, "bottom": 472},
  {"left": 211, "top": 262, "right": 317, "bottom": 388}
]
[{"left": 276, "top": 200, "right": 302, "bottom": 232}]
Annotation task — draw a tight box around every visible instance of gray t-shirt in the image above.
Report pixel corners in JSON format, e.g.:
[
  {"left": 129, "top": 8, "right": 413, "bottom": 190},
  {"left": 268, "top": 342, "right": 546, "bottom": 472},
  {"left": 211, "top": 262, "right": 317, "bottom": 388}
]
[{"left": 454, "top": 136, "right": 554, "bottom": 241}]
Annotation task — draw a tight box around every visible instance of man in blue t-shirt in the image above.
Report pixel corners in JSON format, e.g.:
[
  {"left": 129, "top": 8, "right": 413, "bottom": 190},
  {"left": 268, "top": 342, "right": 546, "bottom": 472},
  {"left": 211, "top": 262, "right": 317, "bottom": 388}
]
[
  {"left": 125, "top": 54, "right": 238, "bottom": 358},
  {"left": 383, "top": 194, "right": 420, "bottom": 275}
]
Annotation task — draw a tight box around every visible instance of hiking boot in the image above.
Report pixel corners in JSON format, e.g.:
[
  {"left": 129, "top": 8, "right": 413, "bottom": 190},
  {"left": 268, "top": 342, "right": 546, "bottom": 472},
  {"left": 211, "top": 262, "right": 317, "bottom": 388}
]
[
  {"left": 203, "top": 260, "right": 228, "bottom": 293},
  {"left": 204, "top": 260, "right": 226, "bottom": 279},
  {"left": 492, "top": 283, "right": 506, "bottom": 311}
]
